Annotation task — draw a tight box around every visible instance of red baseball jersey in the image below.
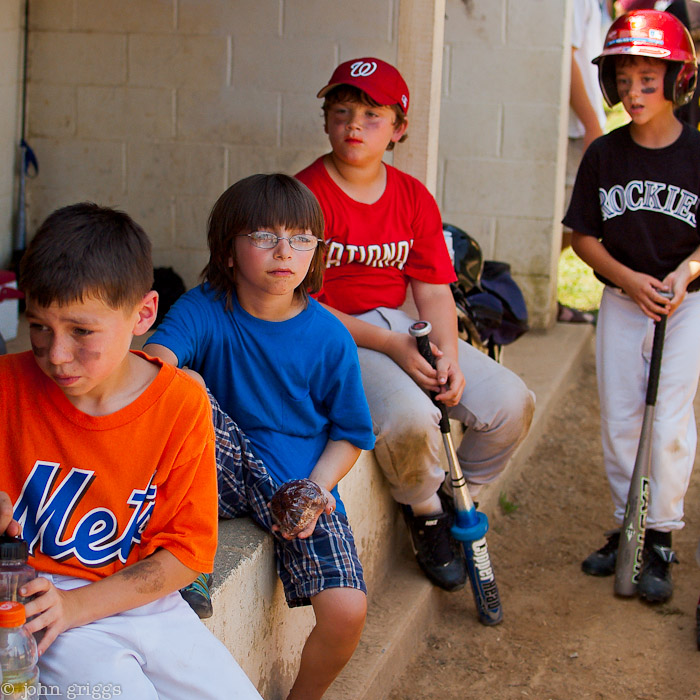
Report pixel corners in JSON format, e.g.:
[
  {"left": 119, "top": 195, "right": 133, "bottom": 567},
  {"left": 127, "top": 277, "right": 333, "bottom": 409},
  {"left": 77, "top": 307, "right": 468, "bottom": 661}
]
[{"left": 296, "top": 157, "right": 456, "bottom": 315}]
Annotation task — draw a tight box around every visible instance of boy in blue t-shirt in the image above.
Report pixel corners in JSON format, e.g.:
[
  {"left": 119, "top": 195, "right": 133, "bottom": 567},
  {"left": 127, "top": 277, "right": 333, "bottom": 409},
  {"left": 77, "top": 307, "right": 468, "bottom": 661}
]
[{"left": 146, "top": 173, "right": 375, "bottom": 700}]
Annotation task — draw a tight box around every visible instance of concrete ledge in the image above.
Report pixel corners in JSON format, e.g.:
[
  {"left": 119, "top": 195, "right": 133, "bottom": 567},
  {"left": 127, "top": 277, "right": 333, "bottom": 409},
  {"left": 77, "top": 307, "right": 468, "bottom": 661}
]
[{"left": 204, "top": 323, "right": 595, "bottom": 700}]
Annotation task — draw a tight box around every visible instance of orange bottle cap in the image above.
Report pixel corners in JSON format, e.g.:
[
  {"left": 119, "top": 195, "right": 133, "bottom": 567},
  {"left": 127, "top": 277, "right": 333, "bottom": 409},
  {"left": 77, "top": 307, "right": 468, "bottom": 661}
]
[{"left": 0, "top": 601, "right": 26, "bottom": 627}]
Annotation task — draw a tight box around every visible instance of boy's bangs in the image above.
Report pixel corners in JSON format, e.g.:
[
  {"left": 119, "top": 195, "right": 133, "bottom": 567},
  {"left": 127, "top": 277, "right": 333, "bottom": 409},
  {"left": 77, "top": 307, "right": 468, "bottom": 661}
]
[
  {"left": 615, "top": 54, "right": 666, "bottom": 69},
  {"left": 26, "top": 277, "right": 141, "bottom": 311},
  {"left": 235, "top": 176, "right": 324, "bottom": 239},
  {"left": 20, "top": 203, "right": 153, "bottom": 310},
  {"left": 323, "top": 84, "right": 381, "bottom": 108}
]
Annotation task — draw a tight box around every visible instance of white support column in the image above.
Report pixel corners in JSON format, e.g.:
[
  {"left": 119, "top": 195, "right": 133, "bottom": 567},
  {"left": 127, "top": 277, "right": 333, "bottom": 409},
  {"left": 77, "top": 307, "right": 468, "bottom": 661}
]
[{"left": 393, "top": 0, "right": 445, "bottom": 195}]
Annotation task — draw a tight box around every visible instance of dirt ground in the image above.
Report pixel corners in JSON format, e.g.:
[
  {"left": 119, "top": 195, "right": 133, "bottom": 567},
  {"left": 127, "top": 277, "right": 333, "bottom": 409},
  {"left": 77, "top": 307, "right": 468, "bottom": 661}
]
[{"left": 388, "top": 344, "right": 700, "bottom": 700}]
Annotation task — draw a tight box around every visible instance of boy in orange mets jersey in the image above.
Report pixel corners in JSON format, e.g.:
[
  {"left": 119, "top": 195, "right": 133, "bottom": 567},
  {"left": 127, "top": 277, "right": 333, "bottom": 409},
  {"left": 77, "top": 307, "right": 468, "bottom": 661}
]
[{"left": 0, "top": 203, "right": 261, "bottom": 698}]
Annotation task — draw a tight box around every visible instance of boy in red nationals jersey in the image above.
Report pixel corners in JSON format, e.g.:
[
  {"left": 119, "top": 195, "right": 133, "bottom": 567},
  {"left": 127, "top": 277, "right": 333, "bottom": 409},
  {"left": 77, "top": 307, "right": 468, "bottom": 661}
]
[
  {"left": 0, "top": 203, "right": 261, "bottom": 699},
  {"left": 296, "top": 58, "right": 535, "bottom": 593}
]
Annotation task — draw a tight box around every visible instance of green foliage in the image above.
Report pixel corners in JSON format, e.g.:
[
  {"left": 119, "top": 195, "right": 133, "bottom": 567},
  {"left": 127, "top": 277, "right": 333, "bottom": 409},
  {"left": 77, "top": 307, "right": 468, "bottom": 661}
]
[
  {"left": 604, "top": 103, "right": 631, "bottom": 134},
  {"left": 558, "top": 247, "right": 604, "bottom": 313},
  {"left": 498, "top": 491, "right": 518, "bottom": 515}
]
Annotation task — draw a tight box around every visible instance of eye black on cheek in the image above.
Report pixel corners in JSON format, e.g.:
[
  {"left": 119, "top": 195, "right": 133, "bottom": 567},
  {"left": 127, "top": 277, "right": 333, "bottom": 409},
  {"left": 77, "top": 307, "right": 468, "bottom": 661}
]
[{"left": 30, "top": 342, "right": 47, "bottom": 358}]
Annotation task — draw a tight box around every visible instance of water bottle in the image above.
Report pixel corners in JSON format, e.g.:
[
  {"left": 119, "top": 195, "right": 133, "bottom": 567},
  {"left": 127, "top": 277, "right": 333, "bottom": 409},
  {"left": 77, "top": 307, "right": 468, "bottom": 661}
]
[
  {"left": 0, "top": 601, "right": 39, "bottom": 698},
  {"left": 0, "top": 536, "right": 36, "bottom": 605}
]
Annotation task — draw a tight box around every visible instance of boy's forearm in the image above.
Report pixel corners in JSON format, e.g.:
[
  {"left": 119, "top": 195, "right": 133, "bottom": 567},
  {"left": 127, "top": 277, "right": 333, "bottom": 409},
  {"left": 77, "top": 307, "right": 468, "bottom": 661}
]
[
  {"left": 320, "top": 303, "right": 396, "bottom": 352},
  {"left": 410, "top": 281, "right": 459, "bottom": 362},
  {"left": 60, "top": 549, "right": 198, "bottom": 629},
  {"left": 308, "top": 439, "right": 362, "bottom": 492},
  {"left": 571, "top": 232, "right": 633, "bottom": 289},
  {"left": 674, "top": 245, "right": 700, "bottom": 285}
]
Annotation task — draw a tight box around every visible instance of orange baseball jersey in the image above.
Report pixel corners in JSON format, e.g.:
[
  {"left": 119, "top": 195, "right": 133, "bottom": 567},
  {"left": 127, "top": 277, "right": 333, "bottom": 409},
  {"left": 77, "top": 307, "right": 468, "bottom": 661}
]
[{"left": 0, "top": 351, "right": 218, "bottom": 580}]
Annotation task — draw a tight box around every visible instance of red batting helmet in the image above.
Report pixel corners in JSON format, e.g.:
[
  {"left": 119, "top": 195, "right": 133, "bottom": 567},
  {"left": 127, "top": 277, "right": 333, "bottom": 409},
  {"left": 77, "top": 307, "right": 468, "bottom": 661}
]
[{"left": 592, "top": 9, "right": 697, "bottom": 107}]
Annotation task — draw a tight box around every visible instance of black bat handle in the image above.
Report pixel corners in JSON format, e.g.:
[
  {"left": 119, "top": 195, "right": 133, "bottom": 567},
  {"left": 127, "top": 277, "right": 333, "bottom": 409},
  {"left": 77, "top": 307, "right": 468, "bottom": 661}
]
[
  {"left": 408, "top": 321, "right": 450, "bottom": 433},
  {"left": 646, "top": 290, "right": 673, "bottom": 407}
]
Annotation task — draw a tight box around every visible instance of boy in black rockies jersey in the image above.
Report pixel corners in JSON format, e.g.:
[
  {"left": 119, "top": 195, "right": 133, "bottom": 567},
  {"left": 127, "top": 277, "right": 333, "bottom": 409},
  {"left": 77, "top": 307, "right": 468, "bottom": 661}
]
[{"left": 564, "top": 9, "right": 700, "bottom": 604}]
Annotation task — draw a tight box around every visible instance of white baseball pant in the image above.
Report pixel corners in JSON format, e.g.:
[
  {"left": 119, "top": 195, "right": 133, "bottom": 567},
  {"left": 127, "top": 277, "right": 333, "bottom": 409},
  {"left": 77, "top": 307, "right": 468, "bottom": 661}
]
[
  {"left": 36, "top": 574, "right": 262, "bottom": 700},
  {"left": 354, "top": 307, "right": 535, "bottom": 505},
  {"left": 597, "top": 286, "right": 700, "bottom": 531}
]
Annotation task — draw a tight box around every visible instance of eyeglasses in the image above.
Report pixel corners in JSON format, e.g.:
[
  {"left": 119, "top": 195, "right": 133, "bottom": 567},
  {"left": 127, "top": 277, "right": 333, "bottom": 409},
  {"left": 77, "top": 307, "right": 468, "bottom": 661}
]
[{"left": 237, "top": 231, "right": 322, "bottom": 252}]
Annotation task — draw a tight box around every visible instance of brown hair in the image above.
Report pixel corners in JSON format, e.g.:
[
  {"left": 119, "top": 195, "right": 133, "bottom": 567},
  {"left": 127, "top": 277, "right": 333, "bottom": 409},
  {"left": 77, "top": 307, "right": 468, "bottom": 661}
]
[
  {"left": 201, "top": 173, "right": 326, "bottom": 309},
  {"left": 321, "top": 85, "right": 408, "bottom": 150},
  {"left": 19, "top": 202, "right": 153, "bottom": 310}
]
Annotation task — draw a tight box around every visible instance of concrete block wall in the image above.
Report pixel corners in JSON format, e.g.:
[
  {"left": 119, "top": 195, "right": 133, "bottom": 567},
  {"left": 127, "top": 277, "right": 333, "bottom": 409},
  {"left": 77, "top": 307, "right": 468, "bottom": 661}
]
[
  {"left": 0, "top": 0, "right": 22, "bottom": 269},
  {"left": 10, "top": 0, "right": 575, "bottom": 318},
  {"left": 23, "top": 0, "right": 399, "bottom": 288},
  {"left": 438, "top": 0, "right": 573, "bottom": 328}
]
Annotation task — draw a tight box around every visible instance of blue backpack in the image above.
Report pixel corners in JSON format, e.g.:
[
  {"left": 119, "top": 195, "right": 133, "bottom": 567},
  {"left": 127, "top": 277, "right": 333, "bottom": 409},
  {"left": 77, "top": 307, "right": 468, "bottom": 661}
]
[{"left": 444, "top": 224, "right": 529, "bottom": 360}]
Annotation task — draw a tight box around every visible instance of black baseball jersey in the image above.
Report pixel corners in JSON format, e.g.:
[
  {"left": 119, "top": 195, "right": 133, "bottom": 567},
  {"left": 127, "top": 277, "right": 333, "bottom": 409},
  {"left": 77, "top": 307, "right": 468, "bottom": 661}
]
[{"left": 563, "top": 123, "right": 700, "bottom": 292}]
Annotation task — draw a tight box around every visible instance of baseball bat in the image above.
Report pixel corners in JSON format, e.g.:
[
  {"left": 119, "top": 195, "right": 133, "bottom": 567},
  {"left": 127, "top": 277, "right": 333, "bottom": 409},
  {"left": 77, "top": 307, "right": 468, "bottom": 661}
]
[
  {"left": 409, "top": 320, "right": 503, "bottom": 625},
  {"left": 614, "top": 291, "right": 673, "bottom": 597}
]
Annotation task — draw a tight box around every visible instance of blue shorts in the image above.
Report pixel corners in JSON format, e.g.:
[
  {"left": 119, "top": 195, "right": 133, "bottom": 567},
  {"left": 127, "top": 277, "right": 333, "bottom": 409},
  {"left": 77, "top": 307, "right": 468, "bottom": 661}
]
[{"left": 210, "top": 392, "right": 366, "bottom": 608}]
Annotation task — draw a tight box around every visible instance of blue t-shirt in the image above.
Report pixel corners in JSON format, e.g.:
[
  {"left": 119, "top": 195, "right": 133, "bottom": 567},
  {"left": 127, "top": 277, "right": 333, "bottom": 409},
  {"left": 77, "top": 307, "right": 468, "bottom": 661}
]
[{"left": 148, "top": 284, "right": 375, "bottom": 513}]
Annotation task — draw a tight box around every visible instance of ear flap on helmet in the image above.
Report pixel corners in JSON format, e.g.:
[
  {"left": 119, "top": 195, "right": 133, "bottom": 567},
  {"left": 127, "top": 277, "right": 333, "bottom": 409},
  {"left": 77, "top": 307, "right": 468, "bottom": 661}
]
[
  {"left": 665, "top": 62, "right": 682, "bottom": 102},
  {"left": 598, "top": 56, "right": 619, "bottom": 107},
  {"left": 673, "top": 61, "right": 698, "bottom": 105}
]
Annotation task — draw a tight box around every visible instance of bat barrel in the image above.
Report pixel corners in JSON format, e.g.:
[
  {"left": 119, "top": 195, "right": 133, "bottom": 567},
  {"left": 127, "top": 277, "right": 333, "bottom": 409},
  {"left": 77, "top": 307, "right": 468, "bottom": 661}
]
[{"left": 614, "top": 296, "right": 671, "bottom": 597}]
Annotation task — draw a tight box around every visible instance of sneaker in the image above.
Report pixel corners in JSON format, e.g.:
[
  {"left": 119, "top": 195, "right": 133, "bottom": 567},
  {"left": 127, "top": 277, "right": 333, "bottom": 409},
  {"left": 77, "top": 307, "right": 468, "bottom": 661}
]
[
  {"left": 402, "top": 506, "right": 467, "bottom": 592},
  {"left": 637, "top": 544, "right": 677, "bottom": 603},
  {"left": 581, "top": 530, "right": 620, "bottom": 576},
  {"left": 181, "top": 573, "right": 214, "bottom": 619}
]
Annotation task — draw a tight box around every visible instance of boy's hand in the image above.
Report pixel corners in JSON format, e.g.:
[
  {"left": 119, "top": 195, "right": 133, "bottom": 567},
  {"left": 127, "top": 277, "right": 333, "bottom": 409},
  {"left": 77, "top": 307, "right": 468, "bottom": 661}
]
[
  {"left": 0, "top": 492, "right": 20, "bottom": 537},
  {"left": 381, "top": 331, "right": 439, "bottom": 382},
  {"left": 662, "top": 258, "right": 700, "bottom": 314},
  {"left": 432, "top": 356, "right": 466, "bottom": 407},
  {"left": 381, "top": 333, "right": 452, "bottom": 397},
  {"left": 620, "top": 270, "right": 671, "bottom": 321},
  {"left": 274, "top": 486, "right": 336, "bottom": 541},
  {"left": 269, "top": 479, "right": 331, "bottom": 540},
  {"left": 21, "top": 576, "right": 80, "bottom": 655},
  {"left": 383, "top": 333, "right": 465, "bottom": 405}
]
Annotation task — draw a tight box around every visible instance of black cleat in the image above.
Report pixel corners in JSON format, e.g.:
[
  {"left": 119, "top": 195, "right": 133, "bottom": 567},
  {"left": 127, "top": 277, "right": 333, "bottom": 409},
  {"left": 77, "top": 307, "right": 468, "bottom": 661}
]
[
  {"left": 581, "top": 530, "right": 620, "bottom": 577},
  {"left": 638, "top": 544, "right": 677, "bottom": 604},
  {"left": 402, "top": 506, "right": 467, "bottom": 592},
  {"left": 181, "top": 572, "right": 214, "bottom": 619}
]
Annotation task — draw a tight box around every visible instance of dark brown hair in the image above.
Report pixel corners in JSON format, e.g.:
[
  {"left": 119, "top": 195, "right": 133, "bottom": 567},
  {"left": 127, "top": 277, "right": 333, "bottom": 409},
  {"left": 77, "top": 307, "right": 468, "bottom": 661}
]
[
  {"left": 322, "top": 84, "right": 408, "bottom": 150},
  {"left": 19, "top": 202, "right": 153, "bottom": 309},
  {"left": 201, "top": 173, "right": 326, "bottom": 309}
]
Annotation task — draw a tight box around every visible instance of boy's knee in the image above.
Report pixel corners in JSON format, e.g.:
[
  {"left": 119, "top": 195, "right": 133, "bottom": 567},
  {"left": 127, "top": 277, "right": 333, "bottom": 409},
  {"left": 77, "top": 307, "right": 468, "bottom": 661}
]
[
  {"left": 313, "top": 587, "right": 367, "bottom": 637},
  {"left": 508, "top": 383, "right": 535, "bottom": 435},
  {"left": 484, "top": 375, "right": 535, "bottom": 437},
  {"left": 376, "top": 400, "right": 439, "bottom": 446}
]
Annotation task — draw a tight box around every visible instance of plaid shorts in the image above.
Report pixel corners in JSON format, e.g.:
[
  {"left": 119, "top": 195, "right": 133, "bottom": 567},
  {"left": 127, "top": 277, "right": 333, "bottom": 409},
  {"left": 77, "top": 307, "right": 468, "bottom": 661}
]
[{"left": 210, "top": 391, "right": 366, "bottom": 608}]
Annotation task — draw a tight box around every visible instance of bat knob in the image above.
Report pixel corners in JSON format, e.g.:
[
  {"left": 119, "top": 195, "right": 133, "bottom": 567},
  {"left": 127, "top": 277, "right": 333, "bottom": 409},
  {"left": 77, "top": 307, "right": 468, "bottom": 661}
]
[{"left": 409, "top": 320, "right": 432, "bottom": 338}]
